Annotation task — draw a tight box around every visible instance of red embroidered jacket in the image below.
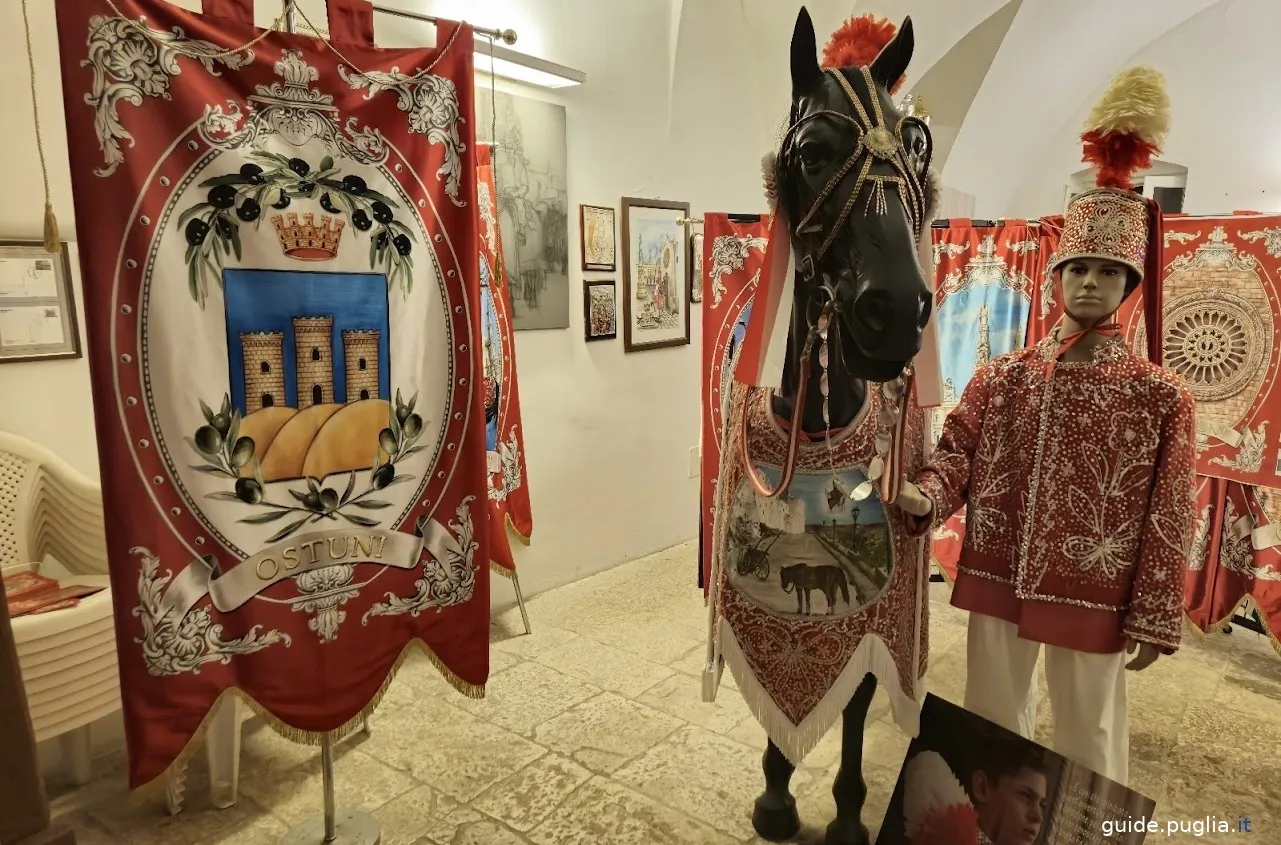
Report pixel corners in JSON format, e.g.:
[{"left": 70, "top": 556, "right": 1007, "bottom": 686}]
[{"left": 914, "top": 335, "right": 1197, "bottom": 654}]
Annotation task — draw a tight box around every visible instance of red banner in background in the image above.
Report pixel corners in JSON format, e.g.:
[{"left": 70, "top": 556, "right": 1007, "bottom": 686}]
[
  {"left": 927, "top": 220, "right": 1052, "bottom": 581},
  {"left": 1110, "top": 213, "right": 1281, "bottom": 652},
  {"left": 477, "top": 145, "right": 533, "bottom": 577},
  {"left": 699, "top": 214, "right": 769, "bottom": 594},
  {"left": 1118, "top": 214, "right": 1281, "bottom": 488},
  {"left": 56, "top": 0, "right": 489, "bottom": 787},
  {"left": 1022, "top": 215, "right": 1065, "bottom": 347}
]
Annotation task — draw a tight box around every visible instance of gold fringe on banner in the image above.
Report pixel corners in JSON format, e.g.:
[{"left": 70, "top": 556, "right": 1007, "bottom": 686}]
[
  {"left": 489, "top": 559, "right": 519, "bottom": 580},
  {"left": 505, "top": 513, "right": 531, "bottom": 546},
  {"left": 127, "top": 638, "right": 485, "bottom": 800},
  {"left": 1184, "top": 597, "right": 1281, "bottom": 659}
]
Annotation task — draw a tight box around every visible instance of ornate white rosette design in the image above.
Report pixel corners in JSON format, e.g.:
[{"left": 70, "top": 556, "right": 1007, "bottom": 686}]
[
  {"left": 84, "top": 15, "right": 254, "bottom": 177},
  {"left": 363, "top": 497, "right": 479, "bottom": 620}
]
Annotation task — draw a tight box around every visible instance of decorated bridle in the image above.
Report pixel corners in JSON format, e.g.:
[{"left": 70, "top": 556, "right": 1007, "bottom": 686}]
[{"left": 741, "top": 65, "right": 932, "bottom": 505}]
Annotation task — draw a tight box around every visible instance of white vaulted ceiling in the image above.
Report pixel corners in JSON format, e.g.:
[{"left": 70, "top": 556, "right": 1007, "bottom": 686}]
[{"left": 667, "top": 0, "right": 1272, "bottom": 217}]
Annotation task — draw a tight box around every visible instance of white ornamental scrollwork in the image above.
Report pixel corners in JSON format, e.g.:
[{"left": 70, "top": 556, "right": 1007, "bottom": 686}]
[
  {"left": 200, "top": 51, "right": 387, "bottom": 164},
  {"left": 478, "top": 179, "right": 498, "bottom": 255},
  {"left": 488, "top": 427, "right": 524, "bottom": 502},
  {"left": 84, "top": 15, "right": 255, "bottom": 177},
  {"left": 132, "top": 547, "right": 291, "bottom": 676},
  {"left": 362, "top": 497, "right": 479, "bottom": 621},
  {"left": 709, "top": 235, "right": 768, "bottom": 307},
  {"left": 293, "top": 564, "right": 360, "bottom": 643},
  {"left": 1240, "top": 227, "right": 1281, "bottom": 258},
  {"left": 339, "top": 67, "right": 467, "bottom": 206}
]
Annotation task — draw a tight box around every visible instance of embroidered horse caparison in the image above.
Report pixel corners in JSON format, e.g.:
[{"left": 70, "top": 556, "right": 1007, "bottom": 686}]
[{"left": 702, "top": 8, "right": 938, "bottom": 845}]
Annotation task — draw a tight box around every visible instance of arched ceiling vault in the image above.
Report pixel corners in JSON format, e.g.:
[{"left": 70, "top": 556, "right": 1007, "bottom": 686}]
[{"left": 943, "top": 0, "right": 1225, "bottom": 214}]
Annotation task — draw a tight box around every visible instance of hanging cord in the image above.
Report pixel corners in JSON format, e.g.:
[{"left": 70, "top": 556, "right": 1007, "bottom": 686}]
[
  {"left": 20, "top": 0, "right": 58, "bottom": 253},
  {"left": 99, "top": 0, "right": 467, "bottom": 80}
]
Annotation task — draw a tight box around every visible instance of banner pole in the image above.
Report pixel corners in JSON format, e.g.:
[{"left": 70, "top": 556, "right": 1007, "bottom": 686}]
[{"left": 276, "top": 3, "right": 379, "bottom": 841}]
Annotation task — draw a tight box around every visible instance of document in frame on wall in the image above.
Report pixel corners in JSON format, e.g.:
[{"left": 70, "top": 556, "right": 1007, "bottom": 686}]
[
  {"left": 0, "top": 241, "right": 81, "bottom": 362},
  {"left": 876, "top": 694, "right": 1160, "bottom": 845}
]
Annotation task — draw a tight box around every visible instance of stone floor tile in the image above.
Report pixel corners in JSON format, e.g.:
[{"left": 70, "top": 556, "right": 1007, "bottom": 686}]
[
  {"left": 533, "top": 635, "right": 675, "bottom": 697},
  {"left": 451, "top": 660, "right": 601, "bottom": 734},
  {"left": 472, "top": 752, "right": 593, "bottom": 832},
  {"left": 525, "top": 775, "right": 741, "bottom": 845},
  {"left": 357, "top": 699, "right": 547, "bottom": 802},
  {"left": 533, "top": 692, "right": 684, "bottom": 774},
  {"left": 614, "top": 723, "right": 814, "bottom": 840},
  {"left": 637, "top": 671, "right": 753, "bottom": 734}
]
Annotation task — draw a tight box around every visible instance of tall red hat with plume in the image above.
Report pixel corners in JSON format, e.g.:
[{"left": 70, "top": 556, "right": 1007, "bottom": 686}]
[{"left": 1049, "top": 67, "right": 1172, "bottom": 364}]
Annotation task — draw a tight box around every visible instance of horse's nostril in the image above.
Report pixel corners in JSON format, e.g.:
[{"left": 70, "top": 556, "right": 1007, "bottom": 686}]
[{"left": 853, "top": 290, "right": 893, "bottom": 333}]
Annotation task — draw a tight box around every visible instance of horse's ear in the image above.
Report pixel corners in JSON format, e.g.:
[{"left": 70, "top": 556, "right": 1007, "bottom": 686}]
[
  {"left": 790, "top": 7, "right": 822, "bottom": 95},
  {"left": 870, "top": 16, "right": 914, "bottom": 93}
]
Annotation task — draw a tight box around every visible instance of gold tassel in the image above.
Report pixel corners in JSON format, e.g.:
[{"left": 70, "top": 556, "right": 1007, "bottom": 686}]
[{"left": 42, "top": 201, "right": 60, "bottom": 254}]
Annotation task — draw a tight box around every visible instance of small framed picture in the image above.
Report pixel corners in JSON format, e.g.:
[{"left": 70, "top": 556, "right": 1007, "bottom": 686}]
[
  {"left": 620, "top": 196, "right": 691, "bottom": 353},
  {"left": 689, "top": 232, "right": 704, "bottom": 304},
  {"left": 580, "top": 204, "right": 617, "bottom": 271},
  {"left": 584, "top": 279, "right": 617, "bottom": 342},
  {"left": 0, "top": 241, "right": 81, "bottom": 364}
]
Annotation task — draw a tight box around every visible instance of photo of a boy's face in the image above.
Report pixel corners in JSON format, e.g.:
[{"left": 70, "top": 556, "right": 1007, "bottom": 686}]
[{"left": 971, "top": 765, "right": 1048, "bottom": 845}]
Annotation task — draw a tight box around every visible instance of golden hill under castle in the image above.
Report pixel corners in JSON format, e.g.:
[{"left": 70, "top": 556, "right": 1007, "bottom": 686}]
[{"left": 236, "top": 317, "right": 389, "bottom": 483}]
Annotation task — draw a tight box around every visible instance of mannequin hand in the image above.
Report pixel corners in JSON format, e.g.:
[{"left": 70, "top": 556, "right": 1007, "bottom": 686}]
[
  {"left": 896, "top": 481, "right": 933, "bottom": 518},
  {"left": 1124, "top": 639, "right": 1161, "bottom": 671}
]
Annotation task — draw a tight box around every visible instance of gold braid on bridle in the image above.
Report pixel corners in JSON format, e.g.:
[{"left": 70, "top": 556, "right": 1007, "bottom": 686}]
[{"left": 778, "top": 66, "right": 932, "bottom": 275}]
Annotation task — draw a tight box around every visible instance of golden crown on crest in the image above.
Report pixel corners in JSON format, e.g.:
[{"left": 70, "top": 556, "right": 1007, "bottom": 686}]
[{"left": 271, "top": 212, "right": 345, "bottom": 260}]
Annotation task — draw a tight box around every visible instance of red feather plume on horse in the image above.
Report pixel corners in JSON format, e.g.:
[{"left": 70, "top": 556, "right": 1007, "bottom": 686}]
[{"left": 821, "top": 13, "right": 904, "bottom": 93}]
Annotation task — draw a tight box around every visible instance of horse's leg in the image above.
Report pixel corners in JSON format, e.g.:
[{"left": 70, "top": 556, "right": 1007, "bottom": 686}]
[
  {"left": 753, "top": 740, "right": 801, "bottom": 841},
  {"left": 825, "top": 672, "right": 878, "bottom": 845}
]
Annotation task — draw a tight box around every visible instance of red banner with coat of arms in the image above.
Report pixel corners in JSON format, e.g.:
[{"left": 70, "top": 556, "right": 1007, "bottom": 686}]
[
  {"left": 55, "top": 0, "right": 489, "bottom": 787},
  {"left": 476, "top": 144, "right": 533, "bottom": 575},
  {"left": 699, "top": 213, "right": 769, "bottom": 594}
]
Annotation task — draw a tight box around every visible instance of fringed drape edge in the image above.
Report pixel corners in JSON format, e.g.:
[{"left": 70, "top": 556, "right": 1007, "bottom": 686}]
[
  {"left": 1184, "top": 597, "right": 1281, "bottom": 658},
  {"left": 504, "top": 513, "right": 531, "bottom": 546},
  {"left": 716, "top": 625, "right": 924, "bottom": 767},
  {"left": 489, "top": 559, "right": 518, "bottom": 580},
  {"left": 126, "top": 636, "right": 485, "bottom": 800}
]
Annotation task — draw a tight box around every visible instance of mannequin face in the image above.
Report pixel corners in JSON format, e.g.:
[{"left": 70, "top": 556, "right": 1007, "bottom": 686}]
[
  {"left": 1059, "top": 257, "right": 1129, "bottom": 323},
  {"left": 972, "top": 768, "right": 1047, "bottom": 845}
]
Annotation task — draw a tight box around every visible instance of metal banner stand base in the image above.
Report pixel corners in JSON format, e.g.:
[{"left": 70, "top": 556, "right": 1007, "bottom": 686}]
[{"left": 280, "top": 735, "right": 380, "bottom": 845}]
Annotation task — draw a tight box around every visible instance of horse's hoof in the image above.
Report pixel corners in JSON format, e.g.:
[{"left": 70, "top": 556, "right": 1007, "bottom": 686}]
[
  {"left": 823, "top": 818, "right": 870, "bottom": 845},
  {"left": 752, "top": 793, "right": 801, "bottom": 842}
]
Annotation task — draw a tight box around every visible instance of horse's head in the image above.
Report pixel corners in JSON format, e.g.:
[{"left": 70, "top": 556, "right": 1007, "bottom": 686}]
[{"left": 776, "top": 8, "right": 934, "bottom": 382}]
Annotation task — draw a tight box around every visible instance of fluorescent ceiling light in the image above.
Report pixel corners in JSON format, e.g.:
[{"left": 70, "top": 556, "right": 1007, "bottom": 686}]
[{"left": 474, "top": 43, "right": 585, "bottom": 89}]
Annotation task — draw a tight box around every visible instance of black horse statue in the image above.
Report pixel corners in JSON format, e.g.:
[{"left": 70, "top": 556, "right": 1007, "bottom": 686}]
[{"left": 748, "top": 8, "right": 935, "bottom": 843}]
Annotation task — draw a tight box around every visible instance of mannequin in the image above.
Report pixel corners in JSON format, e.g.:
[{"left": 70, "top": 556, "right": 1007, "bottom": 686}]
[{"left": 897, "top": 67, "right": 1193, "bottom": 785}]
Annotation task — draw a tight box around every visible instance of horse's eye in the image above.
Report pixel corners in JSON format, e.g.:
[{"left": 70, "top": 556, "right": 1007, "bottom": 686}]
[{"left": 797, "top": 142, "right": 827, "bottom": 171}]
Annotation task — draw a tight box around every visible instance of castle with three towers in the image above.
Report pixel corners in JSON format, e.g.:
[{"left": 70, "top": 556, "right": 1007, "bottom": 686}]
[{"left": 239, "top": 316, "right": 381, "bottom": 413}]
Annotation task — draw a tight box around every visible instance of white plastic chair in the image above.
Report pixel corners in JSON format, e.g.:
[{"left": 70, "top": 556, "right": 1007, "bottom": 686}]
[{"left": 0, "top": 431, "right": 241, "bottom": 812}]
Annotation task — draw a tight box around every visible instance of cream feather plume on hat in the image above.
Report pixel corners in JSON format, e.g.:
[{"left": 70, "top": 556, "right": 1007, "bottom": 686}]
[{"left": 1080, "top": 66, "right": 1171, "bottom": 189}]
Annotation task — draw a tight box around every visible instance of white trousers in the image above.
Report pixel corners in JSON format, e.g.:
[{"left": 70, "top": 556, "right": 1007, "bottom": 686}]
[{"left": 963, "top": 612, "right": 1129, "bottom": 785}]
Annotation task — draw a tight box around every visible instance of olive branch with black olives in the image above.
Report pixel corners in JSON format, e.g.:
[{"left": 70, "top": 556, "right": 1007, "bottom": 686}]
[
  {"left": 186, "top": 391, "right": 427, "bottom": 543},
  {"left": 179, "top": 151, "right": 418, "bottom": 308}
]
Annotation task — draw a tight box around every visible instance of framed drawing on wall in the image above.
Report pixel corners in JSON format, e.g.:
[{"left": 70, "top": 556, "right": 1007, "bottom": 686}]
[
  {"left": 620, "top": 197, "right": 691, "bottom": 353},
  {"left": 583, "top": 279, "right": 617, "bottom": 342},
  {"left": 689, "top": 232, "right": 704, "bottom": 303},
  {"left": 0, "top": 241, "right": 81, "bottom": 364},
  {"left": 580, "top": 204, "right": 616, "bottom": 271}
]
